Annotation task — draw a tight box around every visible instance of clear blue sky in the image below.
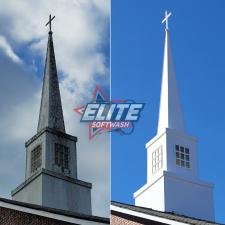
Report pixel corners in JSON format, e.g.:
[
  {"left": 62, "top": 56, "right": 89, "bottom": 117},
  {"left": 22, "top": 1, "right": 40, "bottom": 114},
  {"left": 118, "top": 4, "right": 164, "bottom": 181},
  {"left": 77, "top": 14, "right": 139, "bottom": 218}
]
[{"left": 111, "top": 0, "right": 225, "bottom": 223}]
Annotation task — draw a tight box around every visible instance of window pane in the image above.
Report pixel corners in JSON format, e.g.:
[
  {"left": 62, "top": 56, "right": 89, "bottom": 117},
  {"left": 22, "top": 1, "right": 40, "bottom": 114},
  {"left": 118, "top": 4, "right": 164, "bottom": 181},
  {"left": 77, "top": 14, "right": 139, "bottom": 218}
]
[
  {"left": 55, "top": 144, "right": 70, "bottom": 171},
  {"left": 181, "top": 160, "right": 185, "bottom": 166},
  {"left": 181, "top": 153, "right": 184, "bottom": 159},
  {"left": 152, "top": 147, "right": 162, "bottom": 174},
  {"left": 31, "top": 146, "right": 41, "bottom": 173},
  {"left": 153, "top": 151, "right": 155, "bottom": 158},
  {"left": 180, "top": 147, "right": 184, "bottom": 153},
  {"left": 175, "top": 145, "right": 190, "bottom": 168},
  {"left": 152, "top": 166, "right": 156, "bottom": 173}
]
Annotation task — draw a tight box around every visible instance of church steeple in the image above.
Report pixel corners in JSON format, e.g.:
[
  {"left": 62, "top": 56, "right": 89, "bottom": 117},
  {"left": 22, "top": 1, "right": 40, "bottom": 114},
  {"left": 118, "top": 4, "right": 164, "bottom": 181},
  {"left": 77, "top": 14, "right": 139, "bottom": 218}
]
[
  {"left": 134, "top": 11, "right": 214, "bottom": 221},
  {"left": 37, "top": 15, "right": 65, "bottom": 133},
  {"left": 157, "top": 11, "right": 185, "bottom": 134},
  {"left": 12, "top": 15, "right": 92, "bottom": 216}
]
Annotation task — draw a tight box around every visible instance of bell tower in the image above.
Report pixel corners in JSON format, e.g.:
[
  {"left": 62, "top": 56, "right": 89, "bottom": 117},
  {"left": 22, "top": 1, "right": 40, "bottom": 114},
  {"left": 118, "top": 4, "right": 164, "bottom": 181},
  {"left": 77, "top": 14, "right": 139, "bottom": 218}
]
[
  {"left": 134, "top": 11, "right": 215, "bottom": 221},
  {"left": 11, "top": 15, "right": 92, "bottom": 215}
]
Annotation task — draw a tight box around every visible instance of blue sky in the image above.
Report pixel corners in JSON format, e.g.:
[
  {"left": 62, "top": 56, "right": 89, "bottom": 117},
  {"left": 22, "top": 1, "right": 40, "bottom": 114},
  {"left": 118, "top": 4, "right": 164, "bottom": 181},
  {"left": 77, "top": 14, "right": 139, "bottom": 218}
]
[{"left": 111, "top": 0, "right": 225, "bottom": 223}]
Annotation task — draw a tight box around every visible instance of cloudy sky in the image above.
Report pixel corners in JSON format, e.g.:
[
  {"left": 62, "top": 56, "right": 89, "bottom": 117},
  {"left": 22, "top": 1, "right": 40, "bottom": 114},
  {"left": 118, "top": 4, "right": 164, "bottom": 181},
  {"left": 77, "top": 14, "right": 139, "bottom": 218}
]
[{"left": 0, "top": 0, "right": 110, "bottom": 217}]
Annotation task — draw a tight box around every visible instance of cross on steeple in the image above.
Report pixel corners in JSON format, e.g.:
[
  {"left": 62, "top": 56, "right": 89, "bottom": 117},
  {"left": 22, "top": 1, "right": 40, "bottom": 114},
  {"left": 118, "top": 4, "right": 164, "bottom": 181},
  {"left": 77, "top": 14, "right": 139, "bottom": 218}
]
[
  {"left": 46, "top": 14, "right": 55, "bottom": 33},
  {"left": 162, "top": 11, "right": 172, "bottom": 30}
]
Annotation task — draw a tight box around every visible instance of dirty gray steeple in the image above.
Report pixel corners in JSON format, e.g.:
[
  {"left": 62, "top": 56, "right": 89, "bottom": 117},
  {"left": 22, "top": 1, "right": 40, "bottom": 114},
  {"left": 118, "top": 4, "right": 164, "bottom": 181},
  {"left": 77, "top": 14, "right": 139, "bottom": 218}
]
[
  {"left": 12, "top": 15, "right": 92, "bottom": 215},
  {"left": 37, "top": 18, "right": 65, "bottom": 133}
]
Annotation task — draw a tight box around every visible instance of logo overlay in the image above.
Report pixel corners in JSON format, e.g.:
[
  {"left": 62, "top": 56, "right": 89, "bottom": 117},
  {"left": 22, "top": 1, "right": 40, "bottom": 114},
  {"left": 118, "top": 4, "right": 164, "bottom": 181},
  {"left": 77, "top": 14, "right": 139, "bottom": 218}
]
[{"left": 74, "top": 86, "right": 144, "bottom": 140}]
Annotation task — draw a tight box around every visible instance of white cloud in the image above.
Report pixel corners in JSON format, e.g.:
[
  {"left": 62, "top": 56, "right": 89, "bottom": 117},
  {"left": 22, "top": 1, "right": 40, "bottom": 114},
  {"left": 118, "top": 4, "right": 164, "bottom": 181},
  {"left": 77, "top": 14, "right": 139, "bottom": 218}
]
[
  {"left": 0, "top": 35, "right": 23, "bottom": 64},
  {"left": 0, "top": 0, "right": 110, "bottom": 91},
  {"left": 0, "top": 0, "right": 110, "bottom": 217}
]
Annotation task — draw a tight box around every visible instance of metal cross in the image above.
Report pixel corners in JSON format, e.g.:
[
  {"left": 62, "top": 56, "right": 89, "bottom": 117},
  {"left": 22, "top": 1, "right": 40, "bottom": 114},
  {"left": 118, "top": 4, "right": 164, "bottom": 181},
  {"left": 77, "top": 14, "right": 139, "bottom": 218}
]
[
  {"left": 162, "top": 11, "right": 172, "bottom": 30},
  {"left": 46, "top": 14, "right": 55, "bottom": 32}
]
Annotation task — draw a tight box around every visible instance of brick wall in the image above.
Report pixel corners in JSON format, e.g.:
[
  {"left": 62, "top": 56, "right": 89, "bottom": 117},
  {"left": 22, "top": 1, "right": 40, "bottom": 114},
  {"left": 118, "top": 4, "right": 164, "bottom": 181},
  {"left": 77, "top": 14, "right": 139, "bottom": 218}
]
[
  {"left": 0, "top": 206, "right": 76, "bottom": 225},
  {"left": 111, "top": 214, "right": 143, "bottom": 225},
  {"left": 111, "top": 211, "right": 166, "bottom": 225}
]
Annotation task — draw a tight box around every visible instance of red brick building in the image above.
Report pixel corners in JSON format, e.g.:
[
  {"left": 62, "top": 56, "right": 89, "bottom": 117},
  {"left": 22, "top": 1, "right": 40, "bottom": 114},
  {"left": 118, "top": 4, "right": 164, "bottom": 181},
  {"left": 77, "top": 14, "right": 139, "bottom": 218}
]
[
  {"left": 0, "top": 198, "right": 109, "bottom": 225},
  {"left": 111, "top": 202, "right": 221, "bottom": 225}
]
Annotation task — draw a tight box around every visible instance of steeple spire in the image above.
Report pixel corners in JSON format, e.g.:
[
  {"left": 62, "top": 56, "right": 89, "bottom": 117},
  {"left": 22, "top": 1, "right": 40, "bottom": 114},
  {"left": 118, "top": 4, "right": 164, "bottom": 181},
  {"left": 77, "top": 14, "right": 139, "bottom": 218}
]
[
  {"left": 37, "top": 15, "right": 65, "bottom": 133},
  {"left": 157, "top": 11, "right": 185, "bottom": 134},
  {"left": 134, "top": 12, "right": 214, "bottom": 222}
]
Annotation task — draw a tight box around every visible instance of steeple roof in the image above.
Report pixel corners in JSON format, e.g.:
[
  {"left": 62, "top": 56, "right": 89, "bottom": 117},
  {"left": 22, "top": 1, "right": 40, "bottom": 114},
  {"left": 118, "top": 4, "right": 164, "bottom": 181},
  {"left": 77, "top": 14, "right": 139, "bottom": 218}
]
[
  {"left": 37, "top": 31, "right": 65, "bottom": 133},
  {"left": 157, "top": 21, "right": 185, "bottom": 134}
]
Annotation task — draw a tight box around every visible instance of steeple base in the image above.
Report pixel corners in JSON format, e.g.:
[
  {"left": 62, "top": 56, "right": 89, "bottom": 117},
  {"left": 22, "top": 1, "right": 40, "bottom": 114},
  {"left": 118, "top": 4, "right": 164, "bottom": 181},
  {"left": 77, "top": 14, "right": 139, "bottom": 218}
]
[
  {"left": 11, "top": 169, "right": 92, "bottom": 215},
  {"left": 134, "top": 171, "right": 214, "bottom": 221}
]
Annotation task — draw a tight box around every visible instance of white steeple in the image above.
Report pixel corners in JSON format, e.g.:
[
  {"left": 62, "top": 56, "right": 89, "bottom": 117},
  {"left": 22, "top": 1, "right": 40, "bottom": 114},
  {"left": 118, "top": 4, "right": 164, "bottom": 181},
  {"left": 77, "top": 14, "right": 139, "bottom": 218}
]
[
  {"left": 134, "top": 11, "right": 215, "bottom": 222},
  {"left": 158, "top": 11, "right": 185, "bottom": 134}
]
